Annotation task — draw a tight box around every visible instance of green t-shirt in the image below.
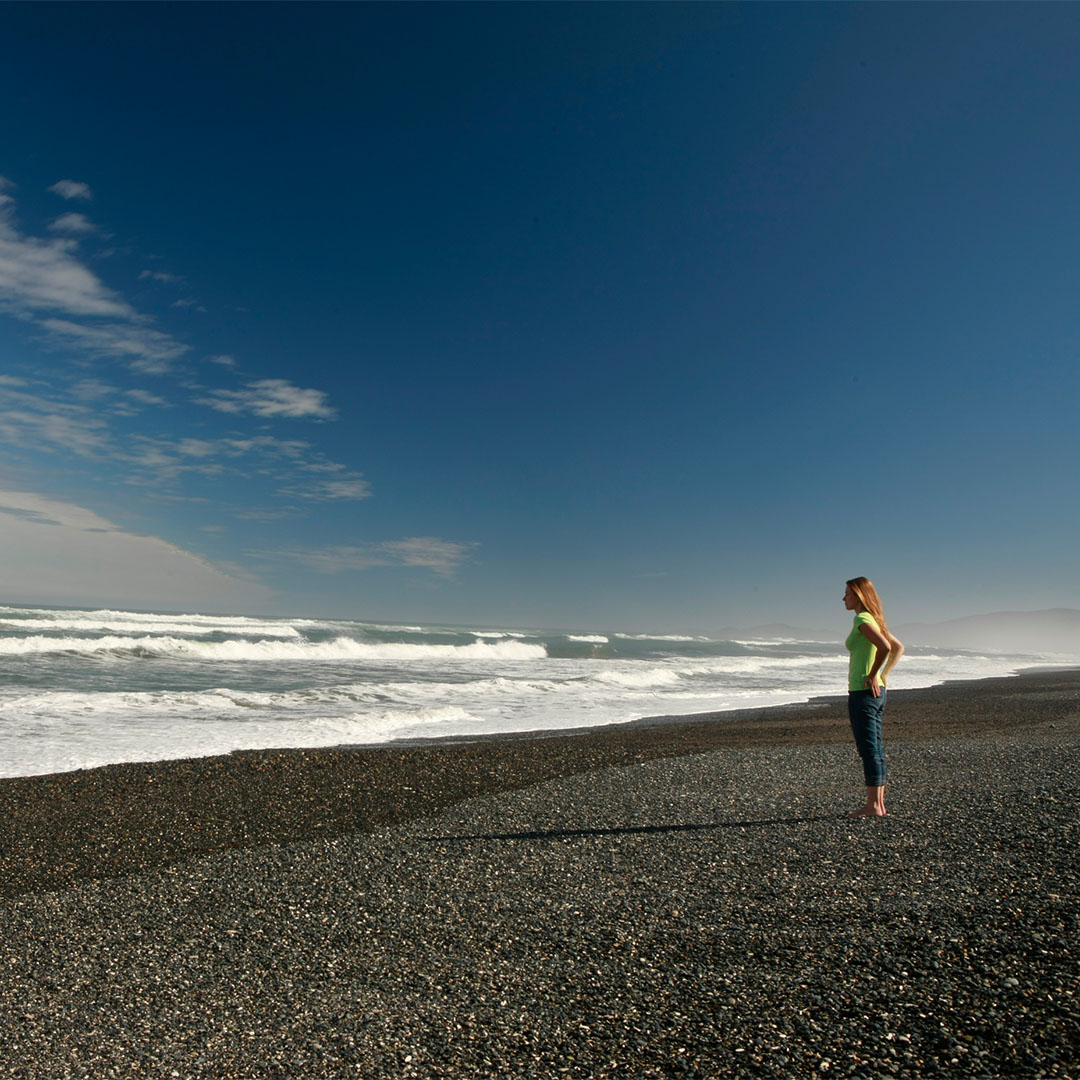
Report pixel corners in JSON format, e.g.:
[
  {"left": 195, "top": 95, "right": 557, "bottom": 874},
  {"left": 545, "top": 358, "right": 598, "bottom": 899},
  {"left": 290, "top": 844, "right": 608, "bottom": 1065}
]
[{"left": 846, "top": 611, "right": 885, "bottom": 692}]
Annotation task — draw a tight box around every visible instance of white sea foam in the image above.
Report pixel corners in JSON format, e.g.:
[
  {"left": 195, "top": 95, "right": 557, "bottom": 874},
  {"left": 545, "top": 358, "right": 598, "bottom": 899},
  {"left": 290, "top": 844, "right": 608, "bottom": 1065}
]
[
  {"left": 0, "top": 616, "right": 303, "bottom": 637},
  {"left": 0, "top": 676, "right": 581, "bottom": 721},
  {"left": 0, "top": 634, "right": 547, "bottom": 661},
  {"left": 594, "top": 667, "right": 683, "bottom": 688},
  {"left": 0, "top": 601, "right": 1060, "bottom": 779},
  {"left": 342, "top": 705, "right": 481, "bottom": 736},
  {"left": 259, "top": 705, "right": 485, "bottom": 745},
  {"left": 566, "top": 634, "right": 609, "bottom": 643},
  {"left": 677, "top": 655, "right": 842, "bottom": 676},
  {"left": 731, "top": 637, "right": 832, "bottom": 646},
  {"left": 0, "top": 606, "right": 318, "bottom": 628},
  {"left": 614, "top": 633, "right": 708, "bottom": 642}
]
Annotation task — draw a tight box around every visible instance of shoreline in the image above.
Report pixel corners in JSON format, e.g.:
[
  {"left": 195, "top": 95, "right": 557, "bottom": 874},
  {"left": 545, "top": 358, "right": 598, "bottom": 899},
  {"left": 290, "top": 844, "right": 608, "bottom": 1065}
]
[
  {"left": 254, "top": 661, "right": 1080, "bottom": 747},
  {"left": 2, "top": 666, "right": 1078, "bottom": 898},
  {"left": 1, "top": 656, "right": 1060, "bottom": 779}
]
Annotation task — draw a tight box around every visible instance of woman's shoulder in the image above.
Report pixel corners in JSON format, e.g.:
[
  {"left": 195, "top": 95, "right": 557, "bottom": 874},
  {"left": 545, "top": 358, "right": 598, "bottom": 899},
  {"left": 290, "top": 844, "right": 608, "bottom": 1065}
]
[{"left": 853, "top": 610, "right": 880, "bottom": 629}]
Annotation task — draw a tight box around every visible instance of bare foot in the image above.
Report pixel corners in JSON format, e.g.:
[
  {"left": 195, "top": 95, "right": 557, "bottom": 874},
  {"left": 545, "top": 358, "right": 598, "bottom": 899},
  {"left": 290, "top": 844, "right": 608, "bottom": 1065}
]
[{"left": 847, "top": 806, "right": 887, "bottom": 818}]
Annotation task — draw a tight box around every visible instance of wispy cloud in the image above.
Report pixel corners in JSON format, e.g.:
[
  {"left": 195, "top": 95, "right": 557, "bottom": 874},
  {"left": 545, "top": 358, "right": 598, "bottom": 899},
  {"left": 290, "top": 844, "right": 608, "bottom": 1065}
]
[
  {"left": 199, "top": 378, "right": 337, "bottom": 419},
  {"left": 0, "top": 378, "right": 111, "bottom": 456},
  {"left": 68, "top": 379, "right": 166, "bottom": 411},
  {"left": 47, "top": 212, "right": 102, "bottom": 236},
  {"left": 0, "top": 177, "right": 374, "bottom": 534},
  {"left": 0, "top": 489, "right": 271, "bottom": 609},
  {"left": 48, "top": 179, "right": 93, "bottom": 201},
  {"left": 125, "top": 388, "right": 167, "bottom": 407},
  {"left": 40, "top": 317, "right": 190, "bottom": 373},
  {"left": 291, "top": 478, "right": 373, "bottom": 500},
  {"left": 120, "top": 434, "right": 368, "bottom": 501},
  {"left": 0, "top": 209, "right": 133, "bottom": 318},
  {"left": 0, "top": 375, "right": 362, "bottom": 503},
  {"left": 282, "top": 537, "right": 478, "bottom": 577},
  {"left": 139, "top": 269, "right": 183, "bottom": 285},
  {"left": 216, "top": 435, "right": 310, "bottom": 458},
  {"left": 234, "top": 508, "right": 301, "bottom": 521},
  {"left": 0, "top": 189, "right": 193, "bottom": 380}
]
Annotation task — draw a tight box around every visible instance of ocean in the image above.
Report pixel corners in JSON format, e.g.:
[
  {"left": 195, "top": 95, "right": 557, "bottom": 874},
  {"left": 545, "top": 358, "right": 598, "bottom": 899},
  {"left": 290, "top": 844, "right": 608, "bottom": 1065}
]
[{"left": 0, "top": 603, "right": 1063, "bottom": 779}]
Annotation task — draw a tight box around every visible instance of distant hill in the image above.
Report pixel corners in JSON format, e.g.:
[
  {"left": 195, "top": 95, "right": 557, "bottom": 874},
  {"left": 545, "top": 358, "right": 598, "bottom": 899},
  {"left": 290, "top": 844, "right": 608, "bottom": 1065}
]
[
  {"left": 708, "top": 610, "right": 1080, "bottom": 657},
  {"left": 895, "top": 608, "right": 1080, "bottom": 656}
]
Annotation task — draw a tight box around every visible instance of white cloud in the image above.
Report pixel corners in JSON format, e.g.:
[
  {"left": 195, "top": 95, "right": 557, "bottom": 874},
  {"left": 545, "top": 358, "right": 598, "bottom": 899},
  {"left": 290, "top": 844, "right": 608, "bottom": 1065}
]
[
  {"left": 0, "top": 490, "right": 271, "bottom": 609},
  {"left": 234, "top": 508, "right": 299, "bottom": 521},
  {"left": 139, "top": 269, "right": 182, "bottom": 284},
  {"left": 0, "top": 409, "right": 109, "bottom": 457},
  {"left": 40, "top": 318, "right": 189, "bottom": 372},
  {"left": 0, "top": 212, "right": 133, "bottom": 318},
  {"left": 48, "top": 179, "right": 93, "bottom": 200},
  {"left": 125, "top": 388, "right": 166, "bottom": 406},
  {"left": 69, "top": 378, "right": 117, "bottom": 401},
  {"left": 0, "top": 180, "right": 374, "bottom": 523},
  {"left": 221, "top": 435, "right": 310, "bottom": 458},
  {"left": 65, "top": 380, "right": 166, "bottom": 415},
  {"left": 293, "top": 477, "right": 373, "bottom": 500},
  {"left": 120, "top": 433, "right": 341, "bottom": 490},
  {"left": 175, "top": 438, "right": 218, "bottom": 458},
  {"left": 125, "top": 443, "right": 183, "bottom": 472},
  {"left": 0, "top": 379, "right": 110, "bottom": 456},
  {"left": 0, "top": 191, "right": 192, "bottom": 378},
  {"left": 283, "top": 537, "right": 477, "bottom": 577},
  {"left": 48, "top": 212, "right": 101, "bottom": 236},
  {"left": 199, "top": 378, "right": 337, "bottom": 419}
]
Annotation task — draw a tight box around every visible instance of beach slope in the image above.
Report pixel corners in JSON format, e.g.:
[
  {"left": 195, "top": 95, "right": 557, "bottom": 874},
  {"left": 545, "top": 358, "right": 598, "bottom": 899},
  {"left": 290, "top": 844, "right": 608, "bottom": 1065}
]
[{"left": 0, "top": 669, "right": 1077, "bottom": 1077}]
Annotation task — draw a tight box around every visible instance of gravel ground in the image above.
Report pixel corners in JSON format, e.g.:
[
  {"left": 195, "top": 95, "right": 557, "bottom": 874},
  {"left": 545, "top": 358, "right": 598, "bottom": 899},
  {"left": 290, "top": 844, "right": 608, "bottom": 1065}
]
[
  {"left": 1, "top": 673, "right": 1078, "bottom": 1079},
  {"left": 5, "top": 670, "right": 1080, "bottom": 899}
]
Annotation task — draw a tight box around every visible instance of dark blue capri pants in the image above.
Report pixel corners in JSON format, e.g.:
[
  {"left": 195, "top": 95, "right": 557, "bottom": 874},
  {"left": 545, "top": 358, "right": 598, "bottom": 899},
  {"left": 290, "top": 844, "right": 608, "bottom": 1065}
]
[{"left": 848, "top": 689, "right": 887, "bottom": 787}]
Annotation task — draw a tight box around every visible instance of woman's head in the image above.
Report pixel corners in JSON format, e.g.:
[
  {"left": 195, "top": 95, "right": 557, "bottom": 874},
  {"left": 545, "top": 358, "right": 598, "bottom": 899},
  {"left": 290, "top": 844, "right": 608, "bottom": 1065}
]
[{"left": 845, "top": 576, "right": 889, "bottom": 632}]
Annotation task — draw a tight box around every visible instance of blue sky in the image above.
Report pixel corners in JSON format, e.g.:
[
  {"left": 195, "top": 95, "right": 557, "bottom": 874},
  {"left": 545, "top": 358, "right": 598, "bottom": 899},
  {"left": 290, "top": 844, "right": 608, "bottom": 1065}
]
[{"left": 1, "top": 3, "right": 1078, "bottom": 630}]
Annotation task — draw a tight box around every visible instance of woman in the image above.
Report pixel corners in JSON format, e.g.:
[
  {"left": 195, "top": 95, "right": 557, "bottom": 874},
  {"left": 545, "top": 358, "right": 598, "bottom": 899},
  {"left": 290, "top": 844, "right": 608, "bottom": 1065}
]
[{"left": 843, "top": 576, "right": 904, "bottom": 818}]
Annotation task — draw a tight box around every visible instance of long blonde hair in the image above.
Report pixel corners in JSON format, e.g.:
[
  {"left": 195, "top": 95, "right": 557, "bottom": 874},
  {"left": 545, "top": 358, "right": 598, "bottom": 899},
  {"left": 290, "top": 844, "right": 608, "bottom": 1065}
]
[{"left": 846, "top": 576, "right": 889, "bottom": 635}]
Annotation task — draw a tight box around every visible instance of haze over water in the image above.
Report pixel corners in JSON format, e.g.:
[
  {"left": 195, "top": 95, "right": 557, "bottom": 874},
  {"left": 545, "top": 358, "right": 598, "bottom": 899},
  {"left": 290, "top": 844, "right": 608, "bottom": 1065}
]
[{"left": 0, "top": 604, "right": 1064, "bottom": 780}]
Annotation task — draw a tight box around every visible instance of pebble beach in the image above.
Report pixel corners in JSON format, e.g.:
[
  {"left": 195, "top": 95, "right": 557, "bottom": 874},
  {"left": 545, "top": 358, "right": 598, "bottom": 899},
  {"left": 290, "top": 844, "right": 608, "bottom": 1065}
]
[{"left": 1, "top": 669, "right": 1078, "bottom": 1078}]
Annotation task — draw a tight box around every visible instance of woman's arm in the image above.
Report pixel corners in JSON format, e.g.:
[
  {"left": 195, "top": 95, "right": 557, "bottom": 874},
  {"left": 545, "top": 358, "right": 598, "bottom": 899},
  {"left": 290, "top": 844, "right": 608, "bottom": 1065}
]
[
  {"left": 858, "top": 622, "right": 892, "bottom": 695},
  {"left": 881, "top": 633, "right": 904, "bottom": 680}
]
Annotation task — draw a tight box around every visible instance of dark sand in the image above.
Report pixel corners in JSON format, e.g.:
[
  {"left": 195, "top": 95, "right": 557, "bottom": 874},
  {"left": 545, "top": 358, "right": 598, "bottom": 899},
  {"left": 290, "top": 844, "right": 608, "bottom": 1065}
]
[
  {"left": 1, "top": 669, "right": 1078, "bottom": 1079},
  {"left": 2, "top": 669, "right": 1079, "bottom": 898}
]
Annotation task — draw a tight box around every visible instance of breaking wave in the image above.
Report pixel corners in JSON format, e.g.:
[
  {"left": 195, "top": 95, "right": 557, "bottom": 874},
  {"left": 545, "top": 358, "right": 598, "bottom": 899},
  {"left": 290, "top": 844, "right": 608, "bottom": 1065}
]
[
  {"left": 0, "top": 606, "right": 318, "bottom": 629},
  {"left": 0, "top": 617, "right": 303, "bottom": 638},
  {"left": 614, "top": 632, "right": 709, "bottom": 642},
  {"left": 0, "top": 635, "right": 548, "bottom": 661},
  {"left": 594, "top": 668, "right": 683, "bottom": 688}
]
